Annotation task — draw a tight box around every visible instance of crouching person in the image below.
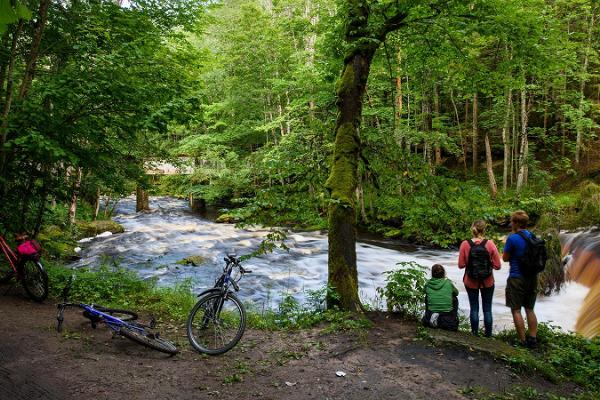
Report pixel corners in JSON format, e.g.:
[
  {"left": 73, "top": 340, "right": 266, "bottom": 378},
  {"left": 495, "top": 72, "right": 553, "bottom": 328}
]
[{"left": 422, "top": 264, "right": 459, "bottom": 331}]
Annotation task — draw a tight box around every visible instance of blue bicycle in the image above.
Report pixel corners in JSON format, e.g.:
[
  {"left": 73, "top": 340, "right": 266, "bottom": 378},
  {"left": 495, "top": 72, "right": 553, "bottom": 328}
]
[{"left": 56, "top": 276, "right": 178, "bottom": 355}]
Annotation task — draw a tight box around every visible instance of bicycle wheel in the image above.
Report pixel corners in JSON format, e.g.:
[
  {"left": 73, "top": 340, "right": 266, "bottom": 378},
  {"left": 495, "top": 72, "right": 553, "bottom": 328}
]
[
  {"left": 186, "top": 292, "right": 246, "bottom": 355},
  {"left": 94, "top": 306, "right": 138, "bottom": 322},
  {"left": 21, "top": 259, "right": 48, "bottom": 302},
  {"left": 119, "top": 325, "right": 178, "bottom": 355}
]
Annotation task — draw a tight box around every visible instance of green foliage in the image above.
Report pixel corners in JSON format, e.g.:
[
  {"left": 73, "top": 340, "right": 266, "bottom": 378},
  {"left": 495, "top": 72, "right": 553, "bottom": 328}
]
[
  {"left": 376, "top": 261, "right": 428, "bottom": 318},
  {"left": 247, "top": 285, "right": 372, "bottom": 332},
  {"left": 576, "top": 182, "right": 600, "bottom": 226},
  {"left": 496, "top": 323, "right": 600, "bottom": 392},
  {"left": 46, "top": 262, "right": 196, "bottom": 322}
]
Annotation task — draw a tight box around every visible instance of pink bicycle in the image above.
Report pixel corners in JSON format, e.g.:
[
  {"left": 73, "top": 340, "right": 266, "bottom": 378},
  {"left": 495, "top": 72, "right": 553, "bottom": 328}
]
[{"left": 0, "top": 234, "right": 48, "bottom": 301}]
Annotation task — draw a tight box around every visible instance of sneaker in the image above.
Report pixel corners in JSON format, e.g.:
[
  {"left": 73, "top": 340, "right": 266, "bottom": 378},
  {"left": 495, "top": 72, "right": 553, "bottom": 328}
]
[{"left": 526, "top": 335, "right": 538, "bottom": 349}]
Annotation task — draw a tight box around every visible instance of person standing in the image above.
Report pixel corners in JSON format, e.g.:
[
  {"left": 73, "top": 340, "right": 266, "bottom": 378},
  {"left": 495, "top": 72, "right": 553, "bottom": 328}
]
[
  {"left": 458, "top": 220, "right": 502, "bottom": 337},
  {"left": 502, "top": 210, "right": 538, "bottom": 348}
]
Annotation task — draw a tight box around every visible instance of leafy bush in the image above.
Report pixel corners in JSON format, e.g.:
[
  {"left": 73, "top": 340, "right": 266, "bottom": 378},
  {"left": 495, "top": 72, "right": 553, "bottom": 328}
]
[
  {"left": 577, "top": 182, "right": 600, "bottom": 226},
  {"left": 496, "top": 323, "right": 600, "bottom": 391},
  {"left": 46, "top": 262, "right": 196, "bottom": 322},
  {"left": 376, "top": 261, "right": 428, "bottom": 318},
  {"left": 246, "top": 285, "right": 371, "bottom": 332}
]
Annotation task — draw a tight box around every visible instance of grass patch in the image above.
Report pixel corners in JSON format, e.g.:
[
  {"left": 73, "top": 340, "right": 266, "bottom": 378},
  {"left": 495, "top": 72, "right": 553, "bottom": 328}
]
[
  {"left": 46, "top": 262, "right": 372, "bottom": 333},
  {"left": 46, "top": 262, "right": 196, "bottom": 323},
  {"left": 495, "top": 323, "right": 600, "bottom": 393}
]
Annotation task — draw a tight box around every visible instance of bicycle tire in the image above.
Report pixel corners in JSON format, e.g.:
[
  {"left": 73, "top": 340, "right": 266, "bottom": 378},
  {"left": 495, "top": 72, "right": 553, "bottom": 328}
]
[
  {"left": 21, "top": 259, "right": 48, "bottom": 302},
  {"left": 94, "top": 306, "right": 138, "bottom": 322},
  {"left": 186, "top": 292, "right": 246, "bottom": 355},
  {"left": 119, "top": 325, "right": 178, "bottom": 355}
]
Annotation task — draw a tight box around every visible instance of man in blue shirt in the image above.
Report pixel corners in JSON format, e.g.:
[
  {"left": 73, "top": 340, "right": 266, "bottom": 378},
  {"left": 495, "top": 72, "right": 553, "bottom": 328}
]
[{"left": 502, "top": 210, "right": 538, "bottom": 348}]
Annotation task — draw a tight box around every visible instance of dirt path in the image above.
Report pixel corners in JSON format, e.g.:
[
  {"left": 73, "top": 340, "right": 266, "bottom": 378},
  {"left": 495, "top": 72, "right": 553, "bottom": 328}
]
[{"left": 0, "top": 292, "right": 564, "bottom": 400}]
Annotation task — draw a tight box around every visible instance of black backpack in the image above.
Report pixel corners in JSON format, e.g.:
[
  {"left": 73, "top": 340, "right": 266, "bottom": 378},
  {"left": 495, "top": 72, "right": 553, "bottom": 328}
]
[
  {"left": 516, "top": 231, "right": 547, "bottom": 277},
  {"left": 466, "top": 239, "right": 493, "bottom": 280}
]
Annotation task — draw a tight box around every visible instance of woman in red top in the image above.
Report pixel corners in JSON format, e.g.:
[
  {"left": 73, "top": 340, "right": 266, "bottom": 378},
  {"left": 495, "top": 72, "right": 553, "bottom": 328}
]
[{"left": 458, "top": 220, "right": 501, "bottom": 337}]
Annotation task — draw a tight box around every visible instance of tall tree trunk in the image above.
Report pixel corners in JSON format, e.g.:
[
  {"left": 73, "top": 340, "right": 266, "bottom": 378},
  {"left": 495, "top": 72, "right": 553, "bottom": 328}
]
[
  {"left": 501, "top": 89, "right": 512, "bottom": 192},
  {"left": 450, "top": 89, "right": 467, "bottom": 176},
  {"left": 326, "top": 46, "right": 377, "bottom": 311},
  {"left": 394, "top": 48, "right": 403, "bottom": 143},
  {"left": 18, "top": 0, "right": 52, "bottom": 101},
  {"left": 94, "top": 187, "right": 101, "bottom": 221},
  {"left": 575, "top": 10, "right": 595, "bottom": 166},
  {"left": 433, "top": 83, "right": 441, "bottom": 166},
  {"left": 0, "top": 20, "right": 24, "bottom": 176},
  {"left": 472, "top": 92, "right": 478, "bottom": 172},
  {"left": 422, "top": 87, "right": 433, "bottom": 169},
  {"left": 326, "top": 3, "right": 409, "bottom": 311},
  {"left": 0, "top": 31, "right": 10, "bottom": 108},
  {"left": 136, "top": 185, "right": 150, "bottom": 212},
  {"left": 68, "top": 168, "right": 83, "bottom": 224},
  {"left": 485, "top": 133, "right": 497, "bottom": 198},
  {"left": 516, "top": 88, "right": 529, "bottom": 192}
]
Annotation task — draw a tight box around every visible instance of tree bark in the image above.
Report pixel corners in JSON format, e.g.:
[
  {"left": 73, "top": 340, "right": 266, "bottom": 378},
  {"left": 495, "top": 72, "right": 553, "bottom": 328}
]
[
  {"left": 433, "top": 83, "right": 441, "bottom": 166},
  {"left": 484, "top": 132, "right": 497, "bottom": 198},
  {"left": 516, "top": 88, "right": 528, "bottom": 192},
  {"left": 501, "top": 89, "right": 512, "bottom": 192},
  {"left": 94, "top": 187, "right": 101, "bottom": 220},
  {"left": 0, "top": 30, "right": 10, "bottom": 108},
  {"left": 394, "top": 49, "right": 403, "bottom": 137},
  {"left": 472, "top": 92, "right": 478, "bottom": 172},
  {"left": 575, "top": 9, "right": 595, "bottom": 166},
  {"left": 68, "top": 168, "right": 83, "bottom": 224},
  {"left": 422, "top": 87, "right": 433, "bottom": 169},
  {"left": 326, "top": 48, "right": 376, "bottom": 311},
  {"left": 326, "top": 1, "right": 408, "bottom": 311},
  {"left": 136, "top": 185, "right": 150, "bottom": 212},
  {"left": 18, "top": 0, "right": 52, "bottom": 101},
  {"left": 0, "top": 20, "right": 24, "bottom": 176}
]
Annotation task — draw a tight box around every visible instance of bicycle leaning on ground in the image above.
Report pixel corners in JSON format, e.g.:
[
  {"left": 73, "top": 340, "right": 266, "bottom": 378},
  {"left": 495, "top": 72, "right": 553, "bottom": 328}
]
[
  {"left": 186, "top": 253, "right": 251, "bottom": 355},
  {"left": 0, "top": 234, "right": 48, "bottom": 302},
  {"left": 56, "top": 275, "right": 178, "bottom": 355}
]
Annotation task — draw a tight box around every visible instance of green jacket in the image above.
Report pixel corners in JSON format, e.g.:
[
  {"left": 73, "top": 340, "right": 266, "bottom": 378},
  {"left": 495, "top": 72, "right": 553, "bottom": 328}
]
[{"left": 425, "top": 278, "right": 458, "bottom": 313}]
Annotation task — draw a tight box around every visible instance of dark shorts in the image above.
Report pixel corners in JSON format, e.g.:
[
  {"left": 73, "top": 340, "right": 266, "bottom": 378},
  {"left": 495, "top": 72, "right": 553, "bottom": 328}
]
[{"left": 506, "top": 276, "right": 538, "bottom": 310}]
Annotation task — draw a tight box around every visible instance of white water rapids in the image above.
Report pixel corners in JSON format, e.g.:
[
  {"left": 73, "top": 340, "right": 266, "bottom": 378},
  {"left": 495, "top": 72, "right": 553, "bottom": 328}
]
[{"left": 72, "top": 196, "right": 587, "bottom": 332}]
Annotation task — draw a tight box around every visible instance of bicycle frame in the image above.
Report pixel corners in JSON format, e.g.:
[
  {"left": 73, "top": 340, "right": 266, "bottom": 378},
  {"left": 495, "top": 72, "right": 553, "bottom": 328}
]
[
  {"left": 0, "top": 234, "right": 19, "bottom": 273},
  {"left": 57, "top": 302, "right": 146, "bottom": 334}
]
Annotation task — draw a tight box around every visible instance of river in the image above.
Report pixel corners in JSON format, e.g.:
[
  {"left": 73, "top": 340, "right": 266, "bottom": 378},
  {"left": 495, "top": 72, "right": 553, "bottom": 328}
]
[{"left": 72, "top": 196, "right": 587, "bottom": 332}]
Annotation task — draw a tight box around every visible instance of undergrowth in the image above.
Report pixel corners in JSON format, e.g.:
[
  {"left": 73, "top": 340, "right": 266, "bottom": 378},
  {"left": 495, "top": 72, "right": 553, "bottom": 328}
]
[
  {"left": 45, "top": 262, "right": 371, "bottom": 332},
  {"left": 495, "top": 323, "right": 600, "bottom": 393}
]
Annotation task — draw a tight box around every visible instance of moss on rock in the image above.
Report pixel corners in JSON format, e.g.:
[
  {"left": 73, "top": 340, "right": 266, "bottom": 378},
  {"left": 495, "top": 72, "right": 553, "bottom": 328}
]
[
  {"left": 37, "top": 225, "right": 77, "bottom": 260},
  {"left": 215, "top": 213, "right": 238, "bottom": 223},
  {"left": 76, "top": 220, "right": 125, "bottom": 239},
  {"left": 175, "top": 255, "right": 206, "bottom": 267}
]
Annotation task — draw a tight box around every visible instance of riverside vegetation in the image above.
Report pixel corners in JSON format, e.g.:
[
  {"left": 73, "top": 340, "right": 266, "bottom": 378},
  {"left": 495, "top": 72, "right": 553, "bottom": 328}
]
[
  {"left": 40, "top": 258, "right": 600, "bottom": 399},
  {"left": 1, "top": 0, "right": 599, "bottom": 397}
]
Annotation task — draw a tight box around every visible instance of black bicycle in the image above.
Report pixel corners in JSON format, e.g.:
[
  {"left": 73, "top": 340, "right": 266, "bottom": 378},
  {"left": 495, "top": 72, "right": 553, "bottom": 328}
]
[
  {"left": 57, "top": 276, "right": 178, "bottom": 355},
  {"left": 186, "top": 253, "right": 250, "bottom": 355}
]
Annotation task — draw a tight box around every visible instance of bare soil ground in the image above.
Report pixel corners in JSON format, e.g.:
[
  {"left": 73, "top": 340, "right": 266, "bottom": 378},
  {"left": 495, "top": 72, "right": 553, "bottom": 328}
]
[{"left": 0, "top": 291, "right": 572, "bottom": 400}]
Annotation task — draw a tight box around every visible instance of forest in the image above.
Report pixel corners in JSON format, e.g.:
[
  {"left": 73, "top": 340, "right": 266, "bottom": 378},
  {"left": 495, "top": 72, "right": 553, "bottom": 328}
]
[
  {"left": 1, "top": 0, "right": 598, "bottom": 243},
  {"left": 1, "top": 2, "right": 600, "bottom": 398}
]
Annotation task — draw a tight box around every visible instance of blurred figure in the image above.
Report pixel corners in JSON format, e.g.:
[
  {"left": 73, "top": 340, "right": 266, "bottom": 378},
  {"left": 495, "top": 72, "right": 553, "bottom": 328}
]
[{"left": 562, "top": 230, "right": 600, "bottom": 338}]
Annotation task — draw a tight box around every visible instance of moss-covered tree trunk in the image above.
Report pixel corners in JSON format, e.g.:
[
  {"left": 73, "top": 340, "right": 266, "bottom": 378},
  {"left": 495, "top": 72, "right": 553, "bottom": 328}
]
[
  {"left": 326, "top": 48, "right": 377, "bottom": 311},
  {"left": 325, "top": 1, "right": 408, "bottom": 311}
]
